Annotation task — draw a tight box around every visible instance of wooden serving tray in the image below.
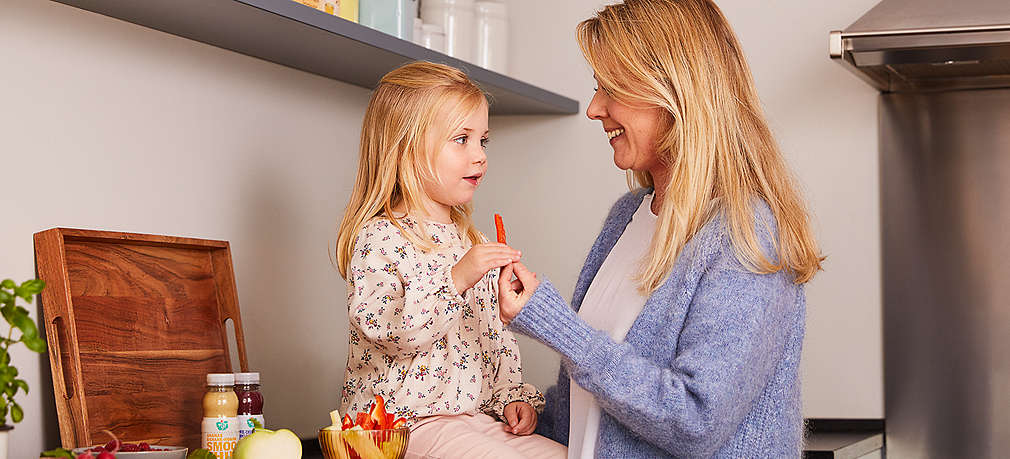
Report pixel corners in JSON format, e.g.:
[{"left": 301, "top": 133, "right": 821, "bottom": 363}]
[{"left": 34, "top": 228, "right": 249, "bottom": 449}]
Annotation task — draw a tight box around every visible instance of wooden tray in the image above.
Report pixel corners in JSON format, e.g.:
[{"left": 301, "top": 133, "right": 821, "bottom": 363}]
[{"left": 34, "top": 228, "right": 249, "bottom": 449}]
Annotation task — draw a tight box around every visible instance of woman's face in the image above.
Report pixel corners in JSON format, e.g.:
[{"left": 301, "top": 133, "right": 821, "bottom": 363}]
[{"left": 586, "top": 77, "right": 667, "bottom": 175}]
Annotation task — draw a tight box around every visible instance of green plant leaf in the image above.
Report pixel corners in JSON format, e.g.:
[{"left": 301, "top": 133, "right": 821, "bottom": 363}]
[
  {"left": 24, "top": 335, "right": 47, "bottom": 353},
  {"left": 19, "top": 279, "right": 44, "bottom": 295},
  {"left": 0, "top": 369, "right": 13, "bottom": 389},
  {"left": 10, "top": 309, "right": 39, "bottom": 340},
  {"left": 0, "top": 280, "right": 15, "bottom": 289},
  {"left": 13, "top": 379, "right": 28, "bottom": 394},
  {"left": 1, "top": 366, "right": 18, "bottom": 379},
  {"left": 0, "top": 349, "right": 8, "bottom": 366},
  {"left": 11, "top": 401, "right": 22, "bottom": 423},
  {"left": 13, "top": 279, "right": 44, "bottom": 302},
  {"left": 12, "top": 287, "right": 31, "bottom": 303},
  {"left": 4, "top": 384, "right": 14, "bottom": 398},
  {"left": 0, "top": 290, "right": 10, "bottom": 304},
  {"left": 0, "top": 402, "right": 8, "bottom": 424},
  {"left": 41, "top": 447, "right": 76, "bottom": 459}
]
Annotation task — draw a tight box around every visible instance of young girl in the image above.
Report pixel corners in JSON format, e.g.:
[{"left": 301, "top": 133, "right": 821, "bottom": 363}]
[{"left": 335, "top": 62, "right": 567, "bottom": 459}]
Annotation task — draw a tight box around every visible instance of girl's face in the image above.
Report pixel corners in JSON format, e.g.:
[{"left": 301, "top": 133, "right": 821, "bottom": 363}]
[
  {"left": 421, "top": 100, "right": 489, "bottom": 221},
  {"left": 586, "top": 77, "right": 667, "bottom": 175}
]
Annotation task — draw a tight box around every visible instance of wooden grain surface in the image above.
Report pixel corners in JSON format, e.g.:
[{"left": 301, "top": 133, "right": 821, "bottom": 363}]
[{"left": 35, "top": 228, "right": 248, "bottom": 450}]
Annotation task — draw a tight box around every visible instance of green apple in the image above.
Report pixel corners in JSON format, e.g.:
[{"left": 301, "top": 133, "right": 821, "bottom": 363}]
[{"left": 233, "top": 427, "right": 303, "bottom": 459}]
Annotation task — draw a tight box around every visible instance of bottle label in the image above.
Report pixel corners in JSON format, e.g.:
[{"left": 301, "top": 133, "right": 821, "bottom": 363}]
[
  {"left": 202, "top": 416, "right": 239, "bottom": 459},
  {"left": 237, "top": 414, "right": 266, "bottom": 440}
]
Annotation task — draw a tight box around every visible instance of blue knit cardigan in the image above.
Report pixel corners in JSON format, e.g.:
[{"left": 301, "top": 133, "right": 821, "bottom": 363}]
[{"left": 510, "top": 190, "right": 806, "bottom": 458}]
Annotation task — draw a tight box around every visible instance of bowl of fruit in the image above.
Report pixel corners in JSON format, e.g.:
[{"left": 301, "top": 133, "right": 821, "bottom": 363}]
[
  {"left": 71, "top": 441, "right": 187, "bottom": 459},
  {"left": 319, "top": 396, "right": 409, "bottom": 459}
]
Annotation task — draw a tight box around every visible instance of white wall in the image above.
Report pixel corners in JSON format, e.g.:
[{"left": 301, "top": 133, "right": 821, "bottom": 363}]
[
  {"left": 1, "top": 1, "right": 368, "bottom": 455},
  {"left": 1, "top": 0, "right": 881, "bottom": 456},
  {"left": 719, "top": 0, "right": 884, "bottom": 418}
]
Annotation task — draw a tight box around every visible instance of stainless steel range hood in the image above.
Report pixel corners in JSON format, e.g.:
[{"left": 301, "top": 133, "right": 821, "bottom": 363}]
[{"left": 830, "top": 0, "right": 1010, "bottom": 92}]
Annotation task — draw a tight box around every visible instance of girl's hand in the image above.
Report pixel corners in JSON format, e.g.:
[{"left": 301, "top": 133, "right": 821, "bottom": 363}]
[
  {"left": 503, "top": 401, "right": 538, "bottom": 435},
  {"left": 451, "top": 243, "right": 521, "bottom": 293},
  {"left": 498, "top": 262, "right": 539, "bottom": 326}
]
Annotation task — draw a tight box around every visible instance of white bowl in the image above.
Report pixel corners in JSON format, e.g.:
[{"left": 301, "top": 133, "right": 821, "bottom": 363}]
[{"left": 71, "top": 446, "right": 188, "bottom": 459}]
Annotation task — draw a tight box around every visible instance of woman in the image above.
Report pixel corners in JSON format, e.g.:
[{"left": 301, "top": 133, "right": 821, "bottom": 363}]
[{"left": 498, "top": 0, "right": 823, "bottom": 457}]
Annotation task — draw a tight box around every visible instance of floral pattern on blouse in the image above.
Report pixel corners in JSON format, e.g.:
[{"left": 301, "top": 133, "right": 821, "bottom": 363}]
[{"left": 341, "top": 216, "right": 544, "bottom": 425}]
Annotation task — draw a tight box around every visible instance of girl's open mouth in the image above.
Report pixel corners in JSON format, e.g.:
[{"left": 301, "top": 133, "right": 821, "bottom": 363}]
[{"left": 464, "top": 174, "right": 482, "bottom": 186}]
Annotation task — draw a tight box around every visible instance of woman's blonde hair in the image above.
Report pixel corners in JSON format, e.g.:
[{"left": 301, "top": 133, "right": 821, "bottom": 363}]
[
  {"left": 336, "top": 61, "right": 487, "bottom": 278},
  {"left": 577, "top": 0, "right": 823, "bottom": 291}
]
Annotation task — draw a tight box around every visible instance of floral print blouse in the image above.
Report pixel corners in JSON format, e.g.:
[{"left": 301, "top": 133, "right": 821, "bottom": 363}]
[{"left": 341, "top": 216, "right": 544, "bottom": 425}]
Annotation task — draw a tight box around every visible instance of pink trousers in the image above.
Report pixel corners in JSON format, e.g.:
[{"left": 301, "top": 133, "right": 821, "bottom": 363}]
[{"left": 406, "top": 413, "right": 568, "bottom": 459}]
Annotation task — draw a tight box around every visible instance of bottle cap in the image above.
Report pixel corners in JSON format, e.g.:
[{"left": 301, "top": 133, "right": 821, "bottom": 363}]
[
  {"left": 234, "top": 372, "right": 261, "bottom": 385},
  {"left": 207, "top": 373, "right": 235, "bottom": 386}
]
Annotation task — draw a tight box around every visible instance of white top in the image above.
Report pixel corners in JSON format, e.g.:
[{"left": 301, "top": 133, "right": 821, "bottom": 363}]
[
  {"left": 568, "top": 193, "right": 658, "bottom": 459},
  {"left": 234, "top": 372, "right": 260, "bottom": 385},
  {"left": 207, "top": 373, "right": 235, "bottom": 386}
]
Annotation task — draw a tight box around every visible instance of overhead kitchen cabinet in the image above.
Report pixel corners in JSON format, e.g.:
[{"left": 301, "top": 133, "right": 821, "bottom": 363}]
[{"left": 50, "top": 0, "right": 579, "bottom": 116}]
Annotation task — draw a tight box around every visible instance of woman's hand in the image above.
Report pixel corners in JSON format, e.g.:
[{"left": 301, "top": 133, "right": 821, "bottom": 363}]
[
  {"left": 502, "top": 401, "right": 538, "bottom": 435},
  {"left": 452, "top": 243, "right": 521, "bottom": 294},
  {"left": 498, "top": 262, "right": 539, "bottom": 326}
]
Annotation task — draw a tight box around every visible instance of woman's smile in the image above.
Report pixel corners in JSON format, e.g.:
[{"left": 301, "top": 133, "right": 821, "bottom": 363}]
[{"left": 606, "top": 127, "right": 625, "bottom": 145}]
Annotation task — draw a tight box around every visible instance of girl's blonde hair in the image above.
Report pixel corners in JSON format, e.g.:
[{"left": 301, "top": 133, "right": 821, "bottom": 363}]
[
  {"left": 577, "top": 0, "right": 824, "bottom": 291},
  {"left": 336, "top": 61, "right": 487, "bottom": 278}
]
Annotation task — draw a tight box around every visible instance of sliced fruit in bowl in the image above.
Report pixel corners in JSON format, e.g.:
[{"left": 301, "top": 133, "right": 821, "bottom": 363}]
[{"left": 319, "top": 396, "right": 409, "bottom": 459}]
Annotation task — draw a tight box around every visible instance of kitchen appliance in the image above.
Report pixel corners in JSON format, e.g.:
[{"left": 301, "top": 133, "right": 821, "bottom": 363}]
[
  {"left": 831, "top": 1, "right": 1010, "bottom": 457},
  {"left": 831, "top": 0, "right": 1010, "bottom": 92}
]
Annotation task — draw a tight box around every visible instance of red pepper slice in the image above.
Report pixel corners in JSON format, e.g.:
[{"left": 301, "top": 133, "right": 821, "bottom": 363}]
[
  {"left": 342, "top": 413, "right": 354, "bottom": 430},
  {"left": 494, "top": 213, "right": 506, "bottom": 244},
  {"left": 369, "top": 395, "right": 388, "bottom": 429}
]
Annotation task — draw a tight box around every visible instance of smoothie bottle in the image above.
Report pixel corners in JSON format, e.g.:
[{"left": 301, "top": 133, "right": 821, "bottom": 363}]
[
  {"left": 202, "top": 373, "right": 239, "bottom": 459},
  {"left": 234, "top": 372, "right": 265, "bottom": 440}
]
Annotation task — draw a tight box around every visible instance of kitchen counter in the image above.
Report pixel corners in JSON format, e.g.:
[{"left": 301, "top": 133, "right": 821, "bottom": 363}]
[
  {"left": 804, "top": 432, "right": 883, "bottom": 459},
  {"left": 803, "top": 419, "right": 884, "bottom": 459},
  {"left": 302, "top": 419, "right": 886, "bottom": 458}
]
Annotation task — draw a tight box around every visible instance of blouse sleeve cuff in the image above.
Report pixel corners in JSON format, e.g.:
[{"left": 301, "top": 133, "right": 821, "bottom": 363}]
[
  {"left": 435, "top": 263, "right": 467, "bottom": 306},
  {"left": 486, "top": 383, "right": 547, "bottom": 420}
]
